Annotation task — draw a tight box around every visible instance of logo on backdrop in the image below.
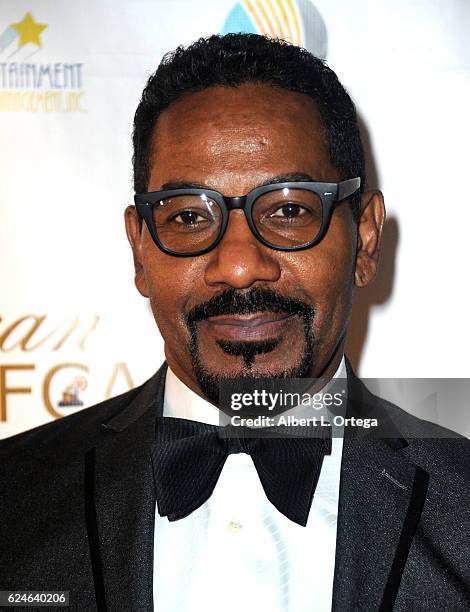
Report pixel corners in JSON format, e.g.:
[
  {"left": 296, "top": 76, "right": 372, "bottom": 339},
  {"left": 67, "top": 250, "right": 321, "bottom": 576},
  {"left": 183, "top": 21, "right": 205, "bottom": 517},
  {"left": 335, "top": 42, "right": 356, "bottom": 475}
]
[
  {"left": 222, "top": 0, "right": 327, "bottom": 59},
  {"left": 58, "top": 375, "right": 88, "bottom": 408},
  {"left": 0, "top": 11, "right": 85, "bottom": 112},
  {"left": 0, "top": 314, "right": 135, "bottom": 424}
]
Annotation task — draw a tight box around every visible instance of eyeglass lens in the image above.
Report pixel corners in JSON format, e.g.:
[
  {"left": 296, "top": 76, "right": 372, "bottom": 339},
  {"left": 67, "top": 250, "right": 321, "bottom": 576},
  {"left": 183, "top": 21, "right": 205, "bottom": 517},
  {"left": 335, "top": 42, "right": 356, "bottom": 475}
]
[{"left": 152, "top": 188, "right": 324, "bottom": 253}]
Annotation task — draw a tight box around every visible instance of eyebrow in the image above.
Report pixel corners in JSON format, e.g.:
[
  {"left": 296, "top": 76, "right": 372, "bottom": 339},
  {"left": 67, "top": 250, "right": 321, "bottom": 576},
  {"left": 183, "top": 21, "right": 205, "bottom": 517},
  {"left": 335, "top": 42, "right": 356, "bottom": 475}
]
[{"left": 159, "top": 172, "right": 316, "bottom": 191}]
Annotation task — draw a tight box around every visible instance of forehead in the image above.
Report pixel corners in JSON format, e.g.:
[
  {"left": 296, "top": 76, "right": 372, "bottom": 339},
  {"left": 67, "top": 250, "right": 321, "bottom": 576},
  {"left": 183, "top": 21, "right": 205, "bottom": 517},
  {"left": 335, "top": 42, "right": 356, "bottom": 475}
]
[{"left": 149, "top": 83, "right": 337, "bottom": 192}]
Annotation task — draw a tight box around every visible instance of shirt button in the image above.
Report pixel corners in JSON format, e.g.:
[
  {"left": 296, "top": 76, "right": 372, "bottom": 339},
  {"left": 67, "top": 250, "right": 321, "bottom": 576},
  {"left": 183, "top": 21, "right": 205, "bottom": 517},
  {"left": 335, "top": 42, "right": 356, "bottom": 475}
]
[{"left": 228, "top": 520, "right": 242, "bottom": 533}]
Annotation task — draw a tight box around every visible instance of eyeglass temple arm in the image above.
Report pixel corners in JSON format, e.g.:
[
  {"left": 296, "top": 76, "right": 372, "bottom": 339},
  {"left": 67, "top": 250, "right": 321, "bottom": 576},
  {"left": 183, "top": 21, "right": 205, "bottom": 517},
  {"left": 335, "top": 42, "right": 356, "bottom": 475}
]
[{"left": 337, "top": 177, "right": 361, "bottom": 201}]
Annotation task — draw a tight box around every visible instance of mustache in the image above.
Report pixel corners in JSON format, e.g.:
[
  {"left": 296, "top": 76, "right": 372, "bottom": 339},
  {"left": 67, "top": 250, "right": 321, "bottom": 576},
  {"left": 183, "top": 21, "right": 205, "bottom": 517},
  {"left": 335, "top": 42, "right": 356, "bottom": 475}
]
[{"left": 185, "top": 287, "right": 314, "bottom": 326}]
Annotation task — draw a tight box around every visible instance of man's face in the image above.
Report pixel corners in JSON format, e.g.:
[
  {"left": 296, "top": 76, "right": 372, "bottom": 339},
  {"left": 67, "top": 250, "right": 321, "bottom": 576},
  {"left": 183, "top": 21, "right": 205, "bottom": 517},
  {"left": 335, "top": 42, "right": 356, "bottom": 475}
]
[{"left": 125, "top": 83, "right": 383, "bottom": 403}]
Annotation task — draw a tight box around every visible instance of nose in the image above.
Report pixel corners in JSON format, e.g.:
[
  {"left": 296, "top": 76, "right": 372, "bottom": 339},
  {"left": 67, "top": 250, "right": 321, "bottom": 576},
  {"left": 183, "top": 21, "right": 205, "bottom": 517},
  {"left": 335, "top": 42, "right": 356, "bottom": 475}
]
[{"left": 204, "top": 210, "right": 281, "bottom": 289}]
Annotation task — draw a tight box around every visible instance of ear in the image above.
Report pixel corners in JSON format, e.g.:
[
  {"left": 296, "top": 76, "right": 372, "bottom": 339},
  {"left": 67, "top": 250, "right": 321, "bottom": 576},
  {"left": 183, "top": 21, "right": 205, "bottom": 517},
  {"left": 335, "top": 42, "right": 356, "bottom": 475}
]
[
  {"left": 124, "top": 205, "right": 150, "bottom": 297},
  {"left": 354, "top": 190, "right": 386, "bottom": 288}
]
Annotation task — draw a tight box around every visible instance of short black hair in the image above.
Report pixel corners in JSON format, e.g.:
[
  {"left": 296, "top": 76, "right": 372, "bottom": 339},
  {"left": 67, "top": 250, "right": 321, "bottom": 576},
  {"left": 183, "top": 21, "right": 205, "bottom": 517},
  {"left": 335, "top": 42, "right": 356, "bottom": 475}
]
[{"left": 133, "top": 33, "right": 365, "bottom": 221}]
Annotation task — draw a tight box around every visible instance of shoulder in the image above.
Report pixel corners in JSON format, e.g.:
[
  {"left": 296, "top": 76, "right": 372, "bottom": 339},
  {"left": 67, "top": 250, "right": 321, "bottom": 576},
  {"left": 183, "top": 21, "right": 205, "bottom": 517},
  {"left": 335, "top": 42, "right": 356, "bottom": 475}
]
[
  {"left": 364, "top": 384, "right": 470, "bottom": 481},
  {"left": 0, "top": 362, "right": 168, "bottom": 459},
  {"left": 345, "top": 357, "right": 470, "bottom": 472},
  {"left": 377, "top": 392, "right": 467, "bottom": 438},
  {"left": 0, "top": 385, "right": 142, "bottom": 460}
]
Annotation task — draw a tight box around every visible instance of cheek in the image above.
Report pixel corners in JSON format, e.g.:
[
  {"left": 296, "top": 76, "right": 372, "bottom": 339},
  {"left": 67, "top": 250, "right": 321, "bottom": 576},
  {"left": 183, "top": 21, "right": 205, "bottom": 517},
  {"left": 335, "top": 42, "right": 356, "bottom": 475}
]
[
  {"left": 293, "top": 217, "right": 356, "bottom": 337},
  {"left": 140, "top": 237, "right": 204, "bottom": 329}
]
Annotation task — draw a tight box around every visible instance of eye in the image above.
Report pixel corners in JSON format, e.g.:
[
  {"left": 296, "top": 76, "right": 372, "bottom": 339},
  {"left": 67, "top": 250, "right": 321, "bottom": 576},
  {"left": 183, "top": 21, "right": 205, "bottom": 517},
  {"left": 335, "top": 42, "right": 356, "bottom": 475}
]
[
  {"left": 269, "top": 203, "right": 309, "bottom": 220},
  {"left": 170, "top": 210, "right": 209, "bottom": 225}
]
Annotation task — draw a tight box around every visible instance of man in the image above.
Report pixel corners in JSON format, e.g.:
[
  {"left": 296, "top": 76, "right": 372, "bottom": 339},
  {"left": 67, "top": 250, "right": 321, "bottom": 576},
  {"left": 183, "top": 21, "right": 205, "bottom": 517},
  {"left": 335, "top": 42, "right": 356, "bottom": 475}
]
[{"left": 1, "top": 34, "right": 469, "bottom": 612}]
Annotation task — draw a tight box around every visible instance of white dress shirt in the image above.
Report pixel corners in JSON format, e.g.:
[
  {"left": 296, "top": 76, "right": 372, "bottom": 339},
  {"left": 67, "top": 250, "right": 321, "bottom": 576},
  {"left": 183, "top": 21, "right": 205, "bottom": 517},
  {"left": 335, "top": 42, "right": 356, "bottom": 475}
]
[{"left": 153, "top": 357, "right": 347, "bottom": 612}]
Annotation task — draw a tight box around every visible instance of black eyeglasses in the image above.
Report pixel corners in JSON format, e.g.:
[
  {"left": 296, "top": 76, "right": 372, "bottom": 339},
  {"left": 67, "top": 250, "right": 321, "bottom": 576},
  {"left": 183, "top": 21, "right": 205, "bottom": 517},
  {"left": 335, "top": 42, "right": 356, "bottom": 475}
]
[{"left": 134, "top": 178, "right": 361, "bottom": 257}]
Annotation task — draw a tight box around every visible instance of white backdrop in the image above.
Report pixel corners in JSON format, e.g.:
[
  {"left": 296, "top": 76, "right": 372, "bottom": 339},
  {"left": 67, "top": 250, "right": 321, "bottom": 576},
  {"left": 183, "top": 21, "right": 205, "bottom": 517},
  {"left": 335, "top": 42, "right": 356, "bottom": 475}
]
[{"left": 1, "top": 0, "right": 469, "bottom": 439}]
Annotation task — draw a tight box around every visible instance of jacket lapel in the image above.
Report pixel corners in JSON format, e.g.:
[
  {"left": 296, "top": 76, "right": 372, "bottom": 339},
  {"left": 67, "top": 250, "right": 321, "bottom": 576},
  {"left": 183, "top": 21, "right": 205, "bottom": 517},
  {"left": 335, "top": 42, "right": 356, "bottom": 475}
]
[
  {"left": 332, "top": 360, "right": 429, "bottom": 611},
  {"left": 84, "top": 362, "right": 168, "bottom": 612}
]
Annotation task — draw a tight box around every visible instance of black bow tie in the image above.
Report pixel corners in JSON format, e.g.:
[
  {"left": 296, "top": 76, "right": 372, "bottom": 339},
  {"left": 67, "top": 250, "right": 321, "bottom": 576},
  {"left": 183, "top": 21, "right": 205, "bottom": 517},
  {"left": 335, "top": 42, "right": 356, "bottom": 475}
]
[{"left": 151, "top": 417, "right": 332, "bottom": 527}]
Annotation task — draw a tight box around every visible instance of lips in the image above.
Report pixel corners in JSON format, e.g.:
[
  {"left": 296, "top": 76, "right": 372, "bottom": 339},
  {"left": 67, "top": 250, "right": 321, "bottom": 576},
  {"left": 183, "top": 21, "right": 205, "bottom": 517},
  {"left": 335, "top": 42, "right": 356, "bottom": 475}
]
[{"left": 203, "top": 312, "right": 296, "bottom": 341}]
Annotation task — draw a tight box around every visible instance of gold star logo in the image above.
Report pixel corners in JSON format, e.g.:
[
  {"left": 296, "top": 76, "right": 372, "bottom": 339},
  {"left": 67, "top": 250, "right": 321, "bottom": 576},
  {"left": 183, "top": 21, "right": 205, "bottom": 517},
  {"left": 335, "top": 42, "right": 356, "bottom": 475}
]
[{"left": 11, "top": 12, "right": 48, "bottom": 48}]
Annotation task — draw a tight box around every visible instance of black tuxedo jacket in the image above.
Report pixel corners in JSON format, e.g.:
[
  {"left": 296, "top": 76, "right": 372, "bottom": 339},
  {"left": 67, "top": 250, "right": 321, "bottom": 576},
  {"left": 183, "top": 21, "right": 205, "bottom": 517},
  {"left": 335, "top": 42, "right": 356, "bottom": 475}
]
[{"left": 1, "top": 358, "right": 469, "bottom": 611}]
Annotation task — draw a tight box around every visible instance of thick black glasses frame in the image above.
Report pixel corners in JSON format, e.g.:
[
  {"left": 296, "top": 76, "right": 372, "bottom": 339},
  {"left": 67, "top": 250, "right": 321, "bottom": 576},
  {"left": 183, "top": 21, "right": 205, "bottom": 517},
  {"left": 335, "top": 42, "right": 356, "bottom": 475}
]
[{"left": 134, "top": 178, "right": 361, "bottom": 257}]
